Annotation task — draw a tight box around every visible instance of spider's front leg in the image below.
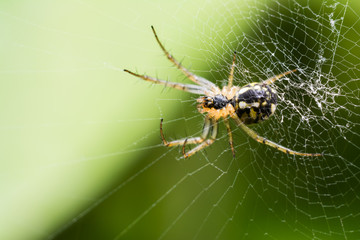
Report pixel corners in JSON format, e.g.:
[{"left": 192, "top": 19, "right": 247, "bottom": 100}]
[
  {"left": 124, "top": 69, "right": 207, "bottom": 95},
  {"left": 150, "top": 26, "right": 217, "bottom": 92}
]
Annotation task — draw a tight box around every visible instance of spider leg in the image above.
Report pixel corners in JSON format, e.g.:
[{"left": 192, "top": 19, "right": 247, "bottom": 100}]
[
  {"left": 160, "top": 117, "right": 211, "bottom": 147},
  {"left": 151, "top": 26, "right": 217, "bottom": 92},
  {"left": 262, "top": 69, "right": 297, "bottom": 85},
  {"left": 227, "top": 51, "right": 237, "bottom": 89},
  {"left": 223, "top": 118, "right": 235, "bottom": 158},
  {"left": 231, "top": 113, "right": 322, "bottom": 157},
  {"left": 183, "top": 119, "right": 218, "bottom": 158},
  {"left": 124, "top": 69, "right": 208, "bottom": 95}
]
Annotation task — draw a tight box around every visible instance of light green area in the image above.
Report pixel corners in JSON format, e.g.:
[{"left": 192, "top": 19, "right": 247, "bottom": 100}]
[{"left": 0, "top": 0, "right": 228, "bottom": 239}]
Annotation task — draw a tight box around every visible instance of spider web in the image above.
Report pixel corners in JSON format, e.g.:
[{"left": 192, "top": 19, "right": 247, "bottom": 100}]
[{"left": 2, "top": 0, "right": 359, "bottom": 239}]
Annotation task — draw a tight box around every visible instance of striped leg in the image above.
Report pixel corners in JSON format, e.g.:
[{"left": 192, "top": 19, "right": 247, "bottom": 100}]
[
  {"left": 227, "top": 51, "right": 237, "bottom": 89},
  {"left": 160, "top": 117, "right": 211, "bottom": 147},
  {"left": 124, "top": 69, "right": 207, "bottom": 95},
  {"left": 223, "top": 118, "right": 235, "bottom": 158},
  {"left": 262, "top": 69, "right": 297, "bottom": 85},
  {"left": 151, "top": 26, "right": 217, "bottom": 91},
  {"left": 231, "top": 113, "right": 322, "bottom": 157},
  {"left": 183, "top": 119, "right": 218, "bottom": 158}
]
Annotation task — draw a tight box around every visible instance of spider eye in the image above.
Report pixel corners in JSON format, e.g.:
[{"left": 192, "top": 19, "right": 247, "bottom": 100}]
[{"left": 213, "top": 95, "right": 229, "bottom": 109}]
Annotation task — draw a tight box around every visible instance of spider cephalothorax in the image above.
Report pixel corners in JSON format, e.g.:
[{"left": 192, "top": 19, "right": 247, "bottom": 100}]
[
  {"left": 197, "top": 95, "right": 235, "bottom": 121},
  {"left": 202, "top": 94, "right": 229, "bottom": 109},
  {"left": 124, "top": 26, "right": 322, "bottom": 158}
]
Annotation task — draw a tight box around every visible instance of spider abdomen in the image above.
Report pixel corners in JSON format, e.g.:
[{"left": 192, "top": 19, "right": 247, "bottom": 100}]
[{"left": 233, "top": 82, "right": 277, "bottom": 124}]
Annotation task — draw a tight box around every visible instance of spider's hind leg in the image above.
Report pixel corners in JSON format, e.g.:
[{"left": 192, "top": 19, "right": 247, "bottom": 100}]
[
  {"left": 231, "top": 113, "right": 322, "bottom": 157},
  {"left": 227, "top": 51, "right": 237, "bottom": 89},
  {"left": 262, "top": 69, "right": 297, "bottom": 85}
]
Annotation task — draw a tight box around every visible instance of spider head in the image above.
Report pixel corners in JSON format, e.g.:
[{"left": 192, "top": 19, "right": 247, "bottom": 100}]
[
  {"left": 197, "top": 94, "right": 235, "bottom": 120},
  {"left": 198, "top": 94, "right": 229, "bottom": 110}
]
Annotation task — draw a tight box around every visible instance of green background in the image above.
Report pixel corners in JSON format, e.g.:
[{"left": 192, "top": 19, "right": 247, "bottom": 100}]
[
  {"left": 1, "top": 1, "right": 359, "bottom": 239},
  {"left": 0, "top": 1, "right": 230, "bottom": 239}
]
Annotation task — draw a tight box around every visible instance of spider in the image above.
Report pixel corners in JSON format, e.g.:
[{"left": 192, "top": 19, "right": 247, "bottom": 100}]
[{"left": 124, "top": 26, "right": 322, "bottom": 158}]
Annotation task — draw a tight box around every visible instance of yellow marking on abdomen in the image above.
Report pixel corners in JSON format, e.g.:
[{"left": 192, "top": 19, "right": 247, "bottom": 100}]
[{"left": 250, "top": 108, "right": 257, "bottom": 119}]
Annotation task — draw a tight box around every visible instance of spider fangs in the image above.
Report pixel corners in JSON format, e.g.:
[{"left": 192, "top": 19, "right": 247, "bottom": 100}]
[{"left": 124, "top": 26, "right": 323, "bottom": 158}]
